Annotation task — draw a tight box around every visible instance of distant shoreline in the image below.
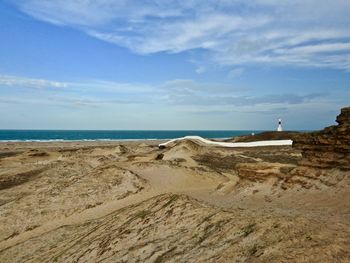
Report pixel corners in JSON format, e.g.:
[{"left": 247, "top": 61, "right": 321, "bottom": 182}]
[
  {"left": 0, "top": 130, "right": 307, "bottom": 144},
  {"left": 0, "top": 130, "right": 265, "bottom": 142}
]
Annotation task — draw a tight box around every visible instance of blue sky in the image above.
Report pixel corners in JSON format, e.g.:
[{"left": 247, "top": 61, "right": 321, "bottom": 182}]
[{"left": 0, "top": 0, "right": 350, "bottom": 130}]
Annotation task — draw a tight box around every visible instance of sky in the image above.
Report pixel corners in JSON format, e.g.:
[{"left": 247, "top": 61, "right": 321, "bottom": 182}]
[{"left": 0, "top": 0, "right": 350, "bottom": 130}]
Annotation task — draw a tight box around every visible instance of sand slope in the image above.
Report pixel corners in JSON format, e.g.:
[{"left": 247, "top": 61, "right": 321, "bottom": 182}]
[{"left": 0, "top": 140, "right": 349, "bottom": 262}]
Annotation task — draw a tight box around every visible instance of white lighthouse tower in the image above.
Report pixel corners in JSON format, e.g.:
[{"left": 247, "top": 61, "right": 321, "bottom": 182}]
[{"left": 277, "top": 118, "right": 283, "bottom": 132}]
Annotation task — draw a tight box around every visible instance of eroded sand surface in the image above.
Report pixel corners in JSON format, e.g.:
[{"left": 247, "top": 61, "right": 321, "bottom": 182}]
[{"left": 0, "top": 140, "right": 349, "bottom": 262}]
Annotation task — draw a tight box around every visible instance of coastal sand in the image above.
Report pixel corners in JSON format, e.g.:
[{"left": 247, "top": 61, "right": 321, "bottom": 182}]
[{"left": 0, "top": 140, "right": 349, "bottom": 262}]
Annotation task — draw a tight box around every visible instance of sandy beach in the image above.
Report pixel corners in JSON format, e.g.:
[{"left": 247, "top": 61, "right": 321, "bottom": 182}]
[
  {"left": 2, "top": 0, "right": 350, "bottom": 261},
  {"left": 0, "top": 128, "right": 349, "bottom": 262}
]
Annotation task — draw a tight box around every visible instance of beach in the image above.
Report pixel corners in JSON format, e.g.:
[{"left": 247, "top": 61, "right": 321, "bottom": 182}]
[
  {"left": 0, "top": 130, "right": 349, "bottom": 262},
  {"left": 2, "top": 0, "right": 350, "bottom": 261}
]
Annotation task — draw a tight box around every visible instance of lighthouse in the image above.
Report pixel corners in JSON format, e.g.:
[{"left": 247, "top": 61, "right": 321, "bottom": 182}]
[{"left": 277, "top": 118, "right": 283, "bottom": 132}]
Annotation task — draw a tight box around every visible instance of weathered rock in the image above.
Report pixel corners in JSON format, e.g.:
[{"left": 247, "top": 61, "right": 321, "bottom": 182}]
[{"left": 293, "top": 107, "right": 350, "bottom": 170}]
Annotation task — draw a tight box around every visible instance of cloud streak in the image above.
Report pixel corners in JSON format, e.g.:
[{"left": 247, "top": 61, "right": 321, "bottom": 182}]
[
  {"left": 0, "top": 74, "right": 68, "bottom": 89},
  {"left": 10, "top": 0, "right": 350, "bottom": 71},
  {"left": 165, "top": 92, "right": 326, "bottom": 107},
  {"left": 1, "top": 72, "right": 347, "bottom": 130},
  {"left": 0, "top": 74, "right": 329, "bottom": 110}
]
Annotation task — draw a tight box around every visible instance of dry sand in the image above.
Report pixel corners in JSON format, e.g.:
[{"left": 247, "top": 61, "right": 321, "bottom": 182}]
[{"left": 0, "top": 139, "right": 349, "bottom": 262}]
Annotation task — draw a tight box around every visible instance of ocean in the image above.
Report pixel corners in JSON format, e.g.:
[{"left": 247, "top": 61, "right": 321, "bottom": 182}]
[{"left": 0, "top": 130, "right": 262, "bottom": 142}]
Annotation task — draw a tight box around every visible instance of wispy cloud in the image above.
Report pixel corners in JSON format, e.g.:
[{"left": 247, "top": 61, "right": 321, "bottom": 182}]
[
  {"left": 10, "top": 0, "right": 350, "bottom": 71},
  {"left": 0, "top": 74, "right": 155, "bottom": 108},
  {"left": 157, "top": 78, "right": 328, "bottom": 107},
  {"left": 160, "top": 79, "right": 243, "bottom": 94},
  {"left": 1, "top": 72, "right": 347, "bottom": 129},
  {"left": 188, "top": 107, "right": 289, "bottom": 116},
  {"left": 87, "top": 14, "right": 270, "bottom": 54},
  {"left": 195, "top": 66, "right": 206, "bottom": 74},
  {"left": 0, "top": 74, "right": 68, "bottom": 89},
  {"left": 165, "top": 92, "right": 327, "bottom": 107},
  {"left": 227, "top": 68, "right": 244, "bottom": 79},
  {"left": 0, "top": 74, "right": 329, "bottom": 110}
]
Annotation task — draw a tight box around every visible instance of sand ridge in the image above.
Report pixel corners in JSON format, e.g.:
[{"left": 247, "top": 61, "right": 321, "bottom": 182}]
[{"left": 0, "top": 139, "right": 349, "bottom": 262}]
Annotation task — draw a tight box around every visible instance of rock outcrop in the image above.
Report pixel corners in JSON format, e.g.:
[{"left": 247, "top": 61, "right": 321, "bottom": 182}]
[{"left": 293, "top": 107, "right": 350, "bottom": 170}]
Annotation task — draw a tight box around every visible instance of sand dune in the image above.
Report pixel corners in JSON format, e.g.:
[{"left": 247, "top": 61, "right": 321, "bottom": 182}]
[
  {"left": 0, "top": 136, "right": 349, "bottom": 262},
  {"left": 1, "top": 193, "right": 348, "bottom": 263}
]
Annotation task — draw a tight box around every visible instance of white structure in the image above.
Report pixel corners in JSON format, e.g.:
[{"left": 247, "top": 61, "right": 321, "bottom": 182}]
[
  {"left": 277, "top": 118, "right": 283, "bottom": 132},
  {"left": 159, "top": 136, "right": 292, "bottom": 149}
]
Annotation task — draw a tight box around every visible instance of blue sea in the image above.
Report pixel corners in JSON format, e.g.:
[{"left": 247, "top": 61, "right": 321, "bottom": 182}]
[{"left": 0, "top": 130, "right": 262, "bottom": 142}]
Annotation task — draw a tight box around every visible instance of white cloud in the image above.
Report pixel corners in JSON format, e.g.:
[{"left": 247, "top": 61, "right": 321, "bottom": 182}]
[
  {"left": 2, "top": 73, "right": 349, "bottom": 130},
  {"left": 227, "top": 68, "right": 244, "bottom": 79},
  {"left": 3, "top": 74, "right": 327, "bottom": 108},
  {"left": 160, "top": 79, "right": 244, "bottom": 94},
  {"left": 276, "top": 43, "right": 350, "bottom": 55},
  {"left": 88, "top": 14, "right": 270, "bottom": 54},
  {"left": 6, "top": 0, "right": 350, "bottom": 70},
  {"left": 0, "top": 74, "right": 68, "bottom": 89},
  {"left": 214, "top": 29, "right": 350, "bottom": 71},
  {"left": 195, "top": 66, "right": 206, "bottom": 74},
  {"left": 16, "top": 0, "right": 185, "bottom": 26}
]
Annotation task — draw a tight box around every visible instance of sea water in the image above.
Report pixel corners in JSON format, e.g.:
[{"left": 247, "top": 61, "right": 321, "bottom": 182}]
[{"left": 0, "top": 130, "right": 262, "bottom": 142}]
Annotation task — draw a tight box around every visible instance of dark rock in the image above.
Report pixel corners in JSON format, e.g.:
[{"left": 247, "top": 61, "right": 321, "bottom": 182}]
[
  {"left": 29, "top": 152, "right": 49, "bottom": 157},
  {"left": 155, "top": 153, "right": 164, "bottom": 160},
  {"left": 230, "top": 131, "right": 300, "bottom": 142},
  {"left": 293, "top": 107, "right": 350, "bottom": 170}
]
